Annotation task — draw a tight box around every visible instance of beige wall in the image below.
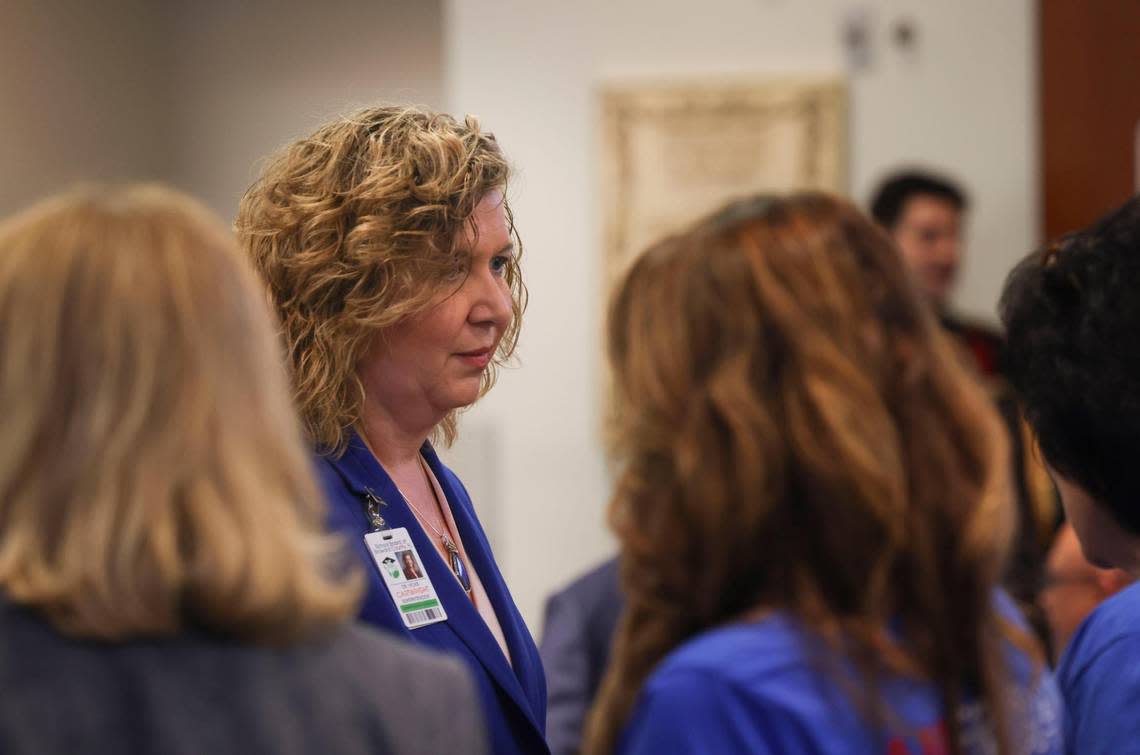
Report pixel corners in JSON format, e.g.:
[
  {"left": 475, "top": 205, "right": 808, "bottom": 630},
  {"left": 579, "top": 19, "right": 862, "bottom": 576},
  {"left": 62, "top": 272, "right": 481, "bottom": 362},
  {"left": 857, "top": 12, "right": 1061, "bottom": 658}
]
[
  {"left": 0, "top": 0, "right": 169, "bottom": 216},
  {"left": 1, "top": 0, "right": 444, "bottom": 219},
  {"left": 162, "top": 0, "right": 443, "bottom": 219}
]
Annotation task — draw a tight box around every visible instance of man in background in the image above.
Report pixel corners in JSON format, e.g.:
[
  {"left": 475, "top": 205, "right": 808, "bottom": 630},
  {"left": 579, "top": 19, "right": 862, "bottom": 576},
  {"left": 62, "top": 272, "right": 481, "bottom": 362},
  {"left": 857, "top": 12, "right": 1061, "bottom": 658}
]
[{"left": 870, "top": 170, "right": 1004, "bottom": 373}]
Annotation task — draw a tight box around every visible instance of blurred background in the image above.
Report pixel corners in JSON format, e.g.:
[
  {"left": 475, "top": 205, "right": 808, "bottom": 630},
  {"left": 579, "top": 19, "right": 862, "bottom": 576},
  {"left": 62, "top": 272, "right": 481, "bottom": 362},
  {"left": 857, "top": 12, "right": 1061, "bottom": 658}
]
[{"left": 3, "top": 0, "right": 1138, "bottom": 630}]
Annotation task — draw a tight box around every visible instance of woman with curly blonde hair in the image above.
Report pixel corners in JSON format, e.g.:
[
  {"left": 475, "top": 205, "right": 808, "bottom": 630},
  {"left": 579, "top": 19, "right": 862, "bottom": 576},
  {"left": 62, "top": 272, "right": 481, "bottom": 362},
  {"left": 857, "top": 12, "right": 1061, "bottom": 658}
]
[
  {"left": 237, "top": 106, "right": 546, "bottom": 755},
  {"left": 0, "top": 185, "right": 486, "bottom": 754},
  {"left": 585, "top": 194, "right": 1063, "bottom": 755}
]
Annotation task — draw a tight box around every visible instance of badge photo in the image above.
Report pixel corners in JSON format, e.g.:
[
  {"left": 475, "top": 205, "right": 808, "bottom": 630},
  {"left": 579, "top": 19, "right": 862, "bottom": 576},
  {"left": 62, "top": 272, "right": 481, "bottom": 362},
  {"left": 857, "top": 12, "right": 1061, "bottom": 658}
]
[{"left": 364, "top": 528, "right": 448, "bottom": 629}]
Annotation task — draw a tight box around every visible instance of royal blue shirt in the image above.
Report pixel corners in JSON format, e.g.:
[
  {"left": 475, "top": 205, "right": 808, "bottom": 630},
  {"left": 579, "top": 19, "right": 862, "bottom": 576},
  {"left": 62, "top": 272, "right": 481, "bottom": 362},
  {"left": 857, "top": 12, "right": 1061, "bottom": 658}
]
[
  {"left": 1058, "top": 581, "right": 1140, "bottom": 754},
  {"left": 318, "top": 432, "right": 549, "bottom": 755},
  {"left": 618, "top": 603, "right": 1062, "bottom": 755}
]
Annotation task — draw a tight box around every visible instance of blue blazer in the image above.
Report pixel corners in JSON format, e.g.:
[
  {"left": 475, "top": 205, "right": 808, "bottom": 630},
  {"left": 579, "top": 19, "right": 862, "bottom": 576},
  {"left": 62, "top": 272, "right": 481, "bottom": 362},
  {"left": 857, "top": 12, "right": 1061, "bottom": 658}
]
[{"left": 317, "top": 431, "right": 549, "bottom": 755}]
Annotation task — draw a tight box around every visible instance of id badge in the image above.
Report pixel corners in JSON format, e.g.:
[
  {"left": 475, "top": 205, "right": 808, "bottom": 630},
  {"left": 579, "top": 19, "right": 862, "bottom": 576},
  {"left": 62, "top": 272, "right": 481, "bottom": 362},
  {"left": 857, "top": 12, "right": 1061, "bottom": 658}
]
[{"left": 363, "top": 527, "right": 448, "bottom": 629}]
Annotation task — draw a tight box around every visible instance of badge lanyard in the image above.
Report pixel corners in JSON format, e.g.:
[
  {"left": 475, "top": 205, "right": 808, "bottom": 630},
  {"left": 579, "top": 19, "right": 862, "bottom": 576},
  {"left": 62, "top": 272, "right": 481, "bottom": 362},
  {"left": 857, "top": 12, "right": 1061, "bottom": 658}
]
[
  {"left": 362, "top": 488, "right": 389, "bottom": 531},
  {"left": 359, "top": 487, "right": 448, "bottom": 629}
]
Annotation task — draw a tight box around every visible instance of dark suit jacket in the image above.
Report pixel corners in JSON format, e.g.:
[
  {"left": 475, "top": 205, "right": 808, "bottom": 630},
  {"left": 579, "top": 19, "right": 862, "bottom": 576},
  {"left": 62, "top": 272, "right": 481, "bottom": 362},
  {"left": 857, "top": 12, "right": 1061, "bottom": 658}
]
[
  {"left": 319, "top": 432, "right": 549, "bottom": 755},
  {"left": 539, "top": 558, "right": 623, "bottom": 755},
  {"left": 0, "top": 597, "right": 486, "bottom": 754}
]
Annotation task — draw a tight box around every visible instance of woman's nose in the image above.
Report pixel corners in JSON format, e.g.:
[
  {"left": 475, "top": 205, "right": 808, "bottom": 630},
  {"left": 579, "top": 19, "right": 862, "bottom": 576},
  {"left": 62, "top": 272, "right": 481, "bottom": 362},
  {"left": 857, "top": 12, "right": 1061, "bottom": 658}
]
[{"left": 469, "top": 274, "right": 513, "bottom": 329}]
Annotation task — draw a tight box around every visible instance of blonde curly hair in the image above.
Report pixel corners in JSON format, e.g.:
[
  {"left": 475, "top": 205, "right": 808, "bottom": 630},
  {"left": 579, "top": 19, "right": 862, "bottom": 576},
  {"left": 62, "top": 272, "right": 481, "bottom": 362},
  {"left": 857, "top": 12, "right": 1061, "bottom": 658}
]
[{"left": 236, "top": 105, "right": 525, "bottom": 454}]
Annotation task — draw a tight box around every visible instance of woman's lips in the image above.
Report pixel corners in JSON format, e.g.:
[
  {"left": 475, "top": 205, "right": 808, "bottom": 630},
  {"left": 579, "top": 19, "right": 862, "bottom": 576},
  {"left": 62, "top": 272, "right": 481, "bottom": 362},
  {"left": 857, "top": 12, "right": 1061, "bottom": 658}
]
[{"left": 456, "top": 348, "right": 492, "bottom": 368}]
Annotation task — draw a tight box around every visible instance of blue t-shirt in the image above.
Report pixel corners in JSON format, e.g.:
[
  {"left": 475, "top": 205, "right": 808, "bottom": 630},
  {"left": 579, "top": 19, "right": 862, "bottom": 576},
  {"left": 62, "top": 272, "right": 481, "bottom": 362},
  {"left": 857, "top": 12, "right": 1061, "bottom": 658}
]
[
  {"left": 618, "top": 608, "right": 1063, "bottom": 754},
  {"left": 1058, "top": 580, "right": 1140, "bottom": 754}
]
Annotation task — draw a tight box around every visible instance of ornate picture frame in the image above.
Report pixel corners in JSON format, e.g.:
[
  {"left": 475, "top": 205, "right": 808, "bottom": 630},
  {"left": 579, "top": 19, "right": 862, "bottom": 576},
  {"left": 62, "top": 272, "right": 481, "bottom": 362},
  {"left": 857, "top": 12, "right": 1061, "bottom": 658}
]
[{"left": 600, "top": 77, "right": 847, "bottom": 289}]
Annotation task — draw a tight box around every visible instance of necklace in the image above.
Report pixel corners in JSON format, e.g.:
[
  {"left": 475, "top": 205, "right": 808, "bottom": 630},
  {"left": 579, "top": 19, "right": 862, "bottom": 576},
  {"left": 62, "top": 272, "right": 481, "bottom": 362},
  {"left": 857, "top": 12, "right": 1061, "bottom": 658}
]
[{"left": 393, "top": 457, "right": 473, "bottom": 597}]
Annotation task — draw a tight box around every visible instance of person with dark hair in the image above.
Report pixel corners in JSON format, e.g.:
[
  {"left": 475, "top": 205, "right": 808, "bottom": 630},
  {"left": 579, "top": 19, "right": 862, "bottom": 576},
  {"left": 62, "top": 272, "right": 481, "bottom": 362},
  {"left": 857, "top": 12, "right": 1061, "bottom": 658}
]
[
  {"left": 870, "top": 170, "right": 968, "bottom": 314},
  {"left": 585, "top": 192, "right": 1062, "bottom": 755},
  {"left": 871, "top": 171, "right": 967, "bottom": 221},
  {"left": 1000, "top": 194, "right": 1140, "bottom": 753},
  {"left": 871, "top": 170, "right": 1057, "bottom": 649},
  {"left": 870, "top": 170, "right": 997, "bottom": 370}
]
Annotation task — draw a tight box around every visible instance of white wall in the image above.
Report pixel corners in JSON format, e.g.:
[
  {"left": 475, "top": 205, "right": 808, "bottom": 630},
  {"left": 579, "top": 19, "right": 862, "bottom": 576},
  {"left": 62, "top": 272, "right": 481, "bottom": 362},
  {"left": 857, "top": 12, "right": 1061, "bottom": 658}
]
[{"left": 443, "top": 0, "right": 1039, "bottom": 631}]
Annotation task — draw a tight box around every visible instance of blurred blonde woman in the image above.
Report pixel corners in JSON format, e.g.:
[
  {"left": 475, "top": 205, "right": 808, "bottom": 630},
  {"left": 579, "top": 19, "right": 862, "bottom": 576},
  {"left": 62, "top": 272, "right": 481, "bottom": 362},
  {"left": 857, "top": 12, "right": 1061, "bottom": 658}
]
[
  {"left": 0, "top": 186, "right": 486, "bottom": 755},
  {"left": 585, "top": 194, "right": 1063, "bottom": 755}
]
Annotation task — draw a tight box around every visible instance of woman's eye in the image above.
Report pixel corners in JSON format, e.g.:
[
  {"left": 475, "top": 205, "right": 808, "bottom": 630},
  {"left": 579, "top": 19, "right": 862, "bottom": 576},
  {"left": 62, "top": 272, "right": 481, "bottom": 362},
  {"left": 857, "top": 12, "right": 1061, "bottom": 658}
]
[{"left": 490, "top": 255, "right": 510, "bottom": 276}]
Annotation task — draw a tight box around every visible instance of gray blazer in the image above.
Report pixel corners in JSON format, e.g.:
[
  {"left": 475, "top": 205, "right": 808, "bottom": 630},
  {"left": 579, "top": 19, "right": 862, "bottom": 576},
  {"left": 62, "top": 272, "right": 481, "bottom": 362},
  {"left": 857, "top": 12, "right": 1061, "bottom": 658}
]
[{"left": 0, "top": 597, "right": 487, "bottom": 755}]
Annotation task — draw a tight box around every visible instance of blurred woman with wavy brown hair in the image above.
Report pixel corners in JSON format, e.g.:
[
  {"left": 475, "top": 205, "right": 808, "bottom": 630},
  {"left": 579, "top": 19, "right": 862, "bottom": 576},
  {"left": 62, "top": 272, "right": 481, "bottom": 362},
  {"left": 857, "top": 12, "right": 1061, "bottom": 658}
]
[
  {"left": 584, "top": 194, "right": 1063, "bottom": 755},
  {"left": 0, "top": 185, "right": 486, "bottom": 755},
  {"left": 237, "top": 106, "right": 546, "bottom": 755}
]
